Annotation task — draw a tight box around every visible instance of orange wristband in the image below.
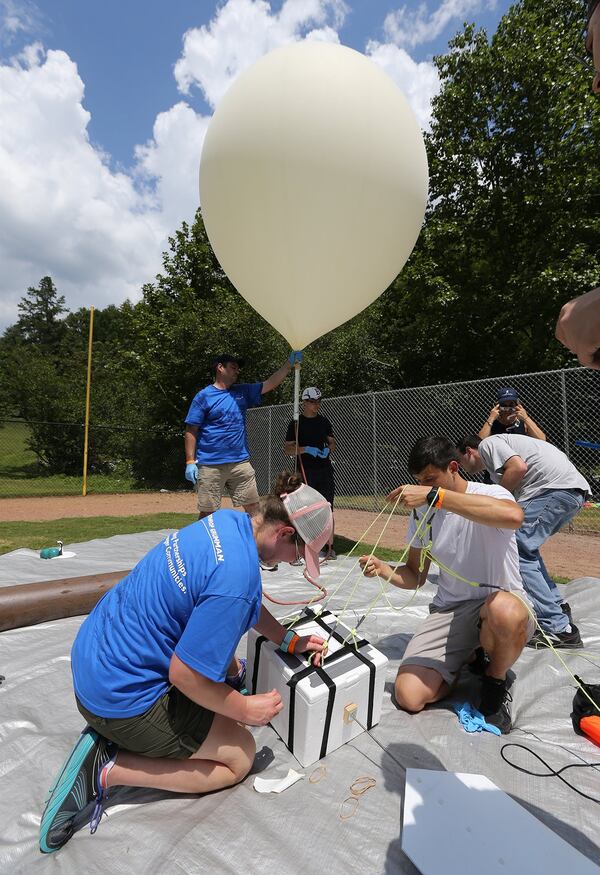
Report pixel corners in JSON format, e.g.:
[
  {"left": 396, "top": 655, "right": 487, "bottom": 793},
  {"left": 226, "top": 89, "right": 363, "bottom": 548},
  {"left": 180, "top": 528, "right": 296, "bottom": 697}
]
[
  {"left": 287, "top": 633, "right": 300, "bottom": 655},
  {"left": 435, "top": 488, "right": 446, "bottom": 509}
]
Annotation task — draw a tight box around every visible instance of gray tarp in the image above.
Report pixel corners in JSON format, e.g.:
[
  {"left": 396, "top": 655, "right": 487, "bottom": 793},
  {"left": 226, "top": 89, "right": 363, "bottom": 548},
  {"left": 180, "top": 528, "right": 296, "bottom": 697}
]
[{"left": 1, "top": 531, "right": 599, "bottom": 874}]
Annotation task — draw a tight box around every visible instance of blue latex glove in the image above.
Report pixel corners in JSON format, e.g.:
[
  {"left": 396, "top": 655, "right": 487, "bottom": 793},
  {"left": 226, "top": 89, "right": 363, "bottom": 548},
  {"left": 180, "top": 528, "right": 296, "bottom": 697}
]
[
  {"left": 453, "top": 702, "right": 501, "bottom": 736},
  {"left": 185, "top": 462, "right": 198, "bottom": 484},
  {"left": 288, "top": 350, "right": 303, "bottom": 366},
  {"left": 317, "top": 447, "right": 330, "bottom": 459},
  {"left": 304, "top": 446, "right": 320, "bottom": 458}
]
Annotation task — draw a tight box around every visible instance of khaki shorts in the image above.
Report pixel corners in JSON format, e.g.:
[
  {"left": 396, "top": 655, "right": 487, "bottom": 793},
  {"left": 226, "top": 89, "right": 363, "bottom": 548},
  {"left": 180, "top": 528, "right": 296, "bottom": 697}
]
[
  {"left": 196, "top": 460, "right": 260, "bottom": 513},
  {"left": 400, "top": 594, "right": 535, "bottom": 685},
  {"left": 76, "top": 686, "right": 215, "bottom": 760}
]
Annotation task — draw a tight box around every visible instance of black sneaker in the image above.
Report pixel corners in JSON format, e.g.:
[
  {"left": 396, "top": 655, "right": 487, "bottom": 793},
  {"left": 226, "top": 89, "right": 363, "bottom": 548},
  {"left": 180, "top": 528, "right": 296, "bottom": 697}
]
[
  {"left": 561, "top": 602, "right": 573, "bottom": 624},
  {"left": 478, "top": 675, "right": 512, "bottom": 735},
  {"left": 467, "top": 647, "right": 490, "bottom": 677},
  {"left": 259, "top": 561, "right": 278, "bottom": 572},
  {"left": 526, "top": 624, "right": 583, "bottom": 650},
  {"left": 39, "top": 727, "right": 117, "bottom": 854}
]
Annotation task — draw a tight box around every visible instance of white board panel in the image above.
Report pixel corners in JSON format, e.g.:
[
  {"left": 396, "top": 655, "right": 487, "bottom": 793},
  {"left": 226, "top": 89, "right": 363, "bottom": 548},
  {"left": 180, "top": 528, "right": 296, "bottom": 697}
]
[{"left": 402, "top": 769, "right": 599, "bottom": 875}]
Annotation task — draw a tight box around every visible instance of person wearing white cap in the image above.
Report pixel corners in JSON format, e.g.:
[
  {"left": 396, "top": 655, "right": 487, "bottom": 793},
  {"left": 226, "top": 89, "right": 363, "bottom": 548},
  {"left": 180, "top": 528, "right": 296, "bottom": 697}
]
[
  {"left": 40, "top": 471, "right": 332, "bottom": 853},
  {"left": 284, "top": 386, "right": 337, "bottom": 558}
]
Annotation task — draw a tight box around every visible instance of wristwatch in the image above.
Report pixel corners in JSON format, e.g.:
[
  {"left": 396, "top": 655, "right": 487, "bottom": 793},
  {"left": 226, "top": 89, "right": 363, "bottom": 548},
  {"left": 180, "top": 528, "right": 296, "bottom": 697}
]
[{"left": 426, "top": 487, "right": 439, "bottom": 506}]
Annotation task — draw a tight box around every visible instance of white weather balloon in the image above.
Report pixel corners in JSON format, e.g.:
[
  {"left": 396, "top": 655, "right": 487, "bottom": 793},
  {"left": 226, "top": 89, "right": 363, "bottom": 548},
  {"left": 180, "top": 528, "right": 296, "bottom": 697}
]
[{"left": 200, "top": 41, "right": 428, "bottom": 350}]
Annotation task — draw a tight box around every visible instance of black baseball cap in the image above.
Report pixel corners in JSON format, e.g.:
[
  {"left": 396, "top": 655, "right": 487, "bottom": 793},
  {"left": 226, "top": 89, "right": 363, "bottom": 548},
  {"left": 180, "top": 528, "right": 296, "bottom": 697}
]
[
  {"left": 497, "top": 386, "right": 518, "bottom": 403},
  {"left": 211, "top": 353, "right": 245, "bottom": 369}
]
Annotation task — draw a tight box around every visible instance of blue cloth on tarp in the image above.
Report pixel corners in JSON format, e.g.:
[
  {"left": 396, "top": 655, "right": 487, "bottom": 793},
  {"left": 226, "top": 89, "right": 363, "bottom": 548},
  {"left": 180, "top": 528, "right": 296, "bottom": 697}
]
[{"left": 453, "top": 701, "right": 502, "bottom": 736}]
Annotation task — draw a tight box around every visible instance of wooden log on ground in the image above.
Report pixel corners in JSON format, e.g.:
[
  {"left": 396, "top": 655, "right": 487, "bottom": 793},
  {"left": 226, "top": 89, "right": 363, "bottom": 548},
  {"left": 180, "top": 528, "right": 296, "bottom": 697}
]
[{"left": 0, "top": 570, "right": 129, "bottom": 632}]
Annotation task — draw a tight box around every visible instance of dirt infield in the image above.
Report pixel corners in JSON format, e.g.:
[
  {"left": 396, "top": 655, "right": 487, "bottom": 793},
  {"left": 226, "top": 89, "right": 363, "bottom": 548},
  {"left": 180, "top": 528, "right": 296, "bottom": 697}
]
[{"left": 1, "top": 491, "right": 598, "bottom": 579}]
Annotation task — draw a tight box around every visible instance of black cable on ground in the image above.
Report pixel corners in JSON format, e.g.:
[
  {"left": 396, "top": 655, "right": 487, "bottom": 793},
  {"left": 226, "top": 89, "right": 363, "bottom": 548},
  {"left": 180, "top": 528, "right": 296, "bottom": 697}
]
[{"left": 500, "top": 742, "right": 600, "bottom": 804}]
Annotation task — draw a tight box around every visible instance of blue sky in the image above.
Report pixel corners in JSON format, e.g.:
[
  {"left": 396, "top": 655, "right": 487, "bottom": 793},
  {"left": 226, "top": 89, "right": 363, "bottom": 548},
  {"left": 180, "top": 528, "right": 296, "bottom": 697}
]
[{"left": 0, "top": 0, "right": 511, "bottom": 327}]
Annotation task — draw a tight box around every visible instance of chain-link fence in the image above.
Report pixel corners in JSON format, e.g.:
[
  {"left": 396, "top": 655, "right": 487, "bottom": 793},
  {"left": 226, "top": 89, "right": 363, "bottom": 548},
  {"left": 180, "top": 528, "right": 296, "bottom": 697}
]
[
  {"left": 247, "top": 367, "right": 600, "bottom": 537},
  {"left": 2, "top": 367, "right": 599, "bottom": 535},
  {"left": 0, "top": 419, "right": 142, "bottom": 497}
]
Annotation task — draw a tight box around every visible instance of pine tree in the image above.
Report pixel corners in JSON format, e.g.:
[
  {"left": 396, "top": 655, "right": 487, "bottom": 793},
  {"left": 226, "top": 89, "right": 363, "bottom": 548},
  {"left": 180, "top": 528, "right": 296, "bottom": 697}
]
[{"left": 16, "top": 276, "right": 67, "bottom": 349}]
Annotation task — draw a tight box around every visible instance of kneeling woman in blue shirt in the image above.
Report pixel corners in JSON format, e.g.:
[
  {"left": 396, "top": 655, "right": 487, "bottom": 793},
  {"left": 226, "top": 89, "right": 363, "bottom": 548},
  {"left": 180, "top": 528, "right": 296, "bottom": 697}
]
[{"left": 40, "top": 471, "right": 332, "bottom": 854}]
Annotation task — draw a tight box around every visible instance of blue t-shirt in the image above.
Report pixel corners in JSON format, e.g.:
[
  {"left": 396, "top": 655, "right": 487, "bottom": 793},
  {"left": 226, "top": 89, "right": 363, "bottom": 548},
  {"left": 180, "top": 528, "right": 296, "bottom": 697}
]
[
  {"left": 185, "top": 383, "right": 263, "bottom": 465},
  {"left": 72, "top": 511, "right": 262, "bottom": 718}
]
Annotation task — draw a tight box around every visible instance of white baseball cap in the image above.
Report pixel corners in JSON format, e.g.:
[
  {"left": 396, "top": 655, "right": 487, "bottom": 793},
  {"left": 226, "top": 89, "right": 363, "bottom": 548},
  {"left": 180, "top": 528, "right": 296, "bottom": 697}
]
[
  {"left": 301, "top": 386, "right": 322, "bottom": 401},
  {"left": 282, "top": 483, "right": 333, "bottom": 580}
]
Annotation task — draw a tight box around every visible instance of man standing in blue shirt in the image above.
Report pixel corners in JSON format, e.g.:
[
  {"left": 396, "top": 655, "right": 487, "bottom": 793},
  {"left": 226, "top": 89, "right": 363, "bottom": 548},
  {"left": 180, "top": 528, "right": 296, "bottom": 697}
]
[{"left": 184, "top": 351, "right": 302, "bottom": 518}]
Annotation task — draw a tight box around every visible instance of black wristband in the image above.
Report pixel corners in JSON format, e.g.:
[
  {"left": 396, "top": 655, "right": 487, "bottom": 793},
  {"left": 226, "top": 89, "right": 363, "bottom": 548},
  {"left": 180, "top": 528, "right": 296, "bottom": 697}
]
[{"left": 426, "top": 487, "right": 439, "bottom": 506}]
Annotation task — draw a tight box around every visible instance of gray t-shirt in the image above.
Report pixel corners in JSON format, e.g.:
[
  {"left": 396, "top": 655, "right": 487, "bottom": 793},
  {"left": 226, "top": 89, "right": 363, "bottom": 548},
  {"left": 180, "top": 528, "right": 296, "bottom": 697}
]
[
  {"left": 406, "top": 482, "right": 526, "bottom": 609},
  {"left": 478, "top": 434, "right": 591, "bottom": 505}
]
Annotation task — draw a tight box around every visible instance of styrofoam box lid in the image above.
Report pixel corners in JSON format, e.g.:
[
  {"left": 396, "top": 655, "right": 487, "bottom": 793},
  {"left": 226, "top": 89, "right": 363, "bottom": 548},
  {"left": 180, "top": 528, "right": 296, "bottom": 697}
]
[{"left": 274, "top": 615, "right": 388, "bottom": 705}]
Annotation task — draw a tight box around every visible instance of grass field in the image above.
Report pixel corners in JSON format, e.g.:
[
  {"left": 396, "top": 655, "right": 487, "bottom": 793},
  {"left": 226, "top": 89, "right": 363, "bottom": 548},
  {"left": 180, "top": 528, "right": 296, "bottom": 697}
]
[
  {"left": 2, "top": 419, "right": 599, "bottom": 536},
  {"left": 0, "top": 420, "right": 138, "bottom": 497},
  {"left": 0, "top": 513, "right": 195, "bottom": 555},
  {"left": 0, "top": 514, "right": 404, "bottom": 561},
  {"left": 0, "top": 516, "right": 570, "bottom": 586}
]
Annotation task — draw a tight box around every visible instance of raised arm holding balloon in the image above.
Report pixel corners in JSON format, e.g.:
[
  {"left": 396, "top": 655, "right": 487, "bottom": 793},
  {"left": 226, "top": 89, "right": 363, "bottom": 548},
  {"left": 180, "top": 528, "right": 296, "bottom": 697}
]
[
  {"left": 184, "top": 351, "right": 300, "bottom": 520},
  {"left": 261, "top": 350, "right": 303, "bottom": 394}
]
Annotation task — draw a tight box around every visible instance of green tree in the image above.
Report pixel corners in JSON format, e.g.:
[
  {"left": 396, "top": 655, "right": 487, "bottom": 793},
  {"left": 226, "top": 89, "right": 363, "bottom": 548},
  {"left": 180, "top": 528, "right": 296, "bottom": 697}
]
[
  {"left": 126, "top": 210, "right": 399, "bottom": 486},
  {"left": 127, "top": 212, "right": 288, "bottom": 485},
  {"left": 1, "top": 285, "right": 141, "bottom": 476},
  {"left": 378, "top": 0, "right": 600, "bottom": 385},
  {"left": 16, "top": 276, "right": 67, "bottom": 350}
]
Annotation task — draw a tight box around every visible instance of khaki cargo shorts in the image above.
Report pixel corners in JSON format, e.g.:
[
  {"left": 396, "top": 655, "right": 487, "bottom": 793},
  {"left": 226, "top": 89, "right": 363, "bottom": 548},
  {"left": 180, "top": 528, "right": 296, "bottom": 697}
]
[
  {"left": 76, "top": 686, "right": 215, "bottom": 759},
  {"left": 196, "top": 459, "right": 260, "bottom": 513},
  {"left": 400, "top": 594, "right": 535, "bottom": 685}
]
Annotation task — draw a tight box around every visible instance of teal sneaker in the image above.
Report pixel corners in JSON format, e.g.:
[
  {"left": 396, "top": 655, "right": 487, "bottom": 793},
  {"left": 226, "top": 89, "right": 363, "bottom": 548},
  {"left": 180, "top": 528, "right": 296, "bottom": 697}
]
[{"left": 39, "top": 727, "right": 117, "bottom": 854}]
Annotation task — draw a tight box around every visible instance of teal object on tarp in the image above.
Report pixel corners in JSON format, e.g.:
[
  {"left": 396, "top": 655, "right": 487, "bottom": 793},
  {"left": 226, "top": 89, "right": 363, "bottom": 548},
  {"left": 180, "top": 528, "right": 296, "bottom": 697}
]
[
  {"left": 40, "top": 542, "right": 63, "bottom": 559},
  {"left": 453, "top": 701, "right": 501, "bottom": 736}
]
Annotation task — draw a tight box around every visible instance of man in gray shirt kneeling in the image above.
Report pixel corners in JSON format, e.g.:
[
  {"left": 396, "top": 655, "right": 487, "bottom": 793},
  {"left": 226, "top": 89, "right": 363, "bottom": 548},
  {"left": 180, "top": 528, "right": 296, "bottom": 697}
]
[{"left": 457, "top": 434, "right": 591, "bottom": 649}]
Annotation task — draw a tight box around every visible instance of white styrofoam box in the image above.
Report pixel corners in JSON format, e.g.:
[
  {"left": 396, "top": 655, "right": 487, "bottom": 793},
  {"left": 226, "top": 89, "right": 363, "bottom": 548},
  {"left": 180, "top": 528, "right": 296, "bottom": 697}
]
[{"left": 246, "top": 607, "right": 388, "bottom": 767}]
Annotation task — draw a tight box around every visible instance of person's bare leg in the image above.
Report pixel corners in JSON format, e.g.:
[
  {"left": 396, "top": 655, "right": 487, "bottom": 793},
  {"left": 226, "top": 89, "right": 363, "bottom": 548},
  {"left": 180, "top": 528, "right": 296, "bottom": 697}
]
[
  {"left": 479, "top": 592, "right": 529, "bottom": 679},
  {"left": 105, "top": 715, "right": 255, "bottom": 795},
  {"left": 395, "top": 665, "right": 450, "bottom": 712}
]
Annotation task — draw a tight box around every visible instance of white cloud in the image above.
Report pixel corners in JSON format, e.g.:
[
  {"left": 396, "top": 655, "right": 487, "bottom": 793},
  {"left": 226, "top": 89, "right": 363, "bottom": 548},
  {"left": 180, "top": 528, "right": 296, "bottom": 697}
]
[
  {"left": 0, "top": 46, "right": 165, "bottom": 326},
  {"left": 0, "top": 0, "right": 42, "bottom": 42},
  {"left": 174, "top": 0, "right": 348, "bottom": 108},
  {"left": 366, "top": 40, "right": 440, "bottom": 130},
  {"left": 383, "top": 0, "right": 494, "bottom": 49},
  {"left": 0, "top": 0, "right": 446, "bottom": 330},
  {"left": 134, "top": 102, "right": 210, "bottom": 234}
]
